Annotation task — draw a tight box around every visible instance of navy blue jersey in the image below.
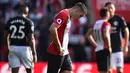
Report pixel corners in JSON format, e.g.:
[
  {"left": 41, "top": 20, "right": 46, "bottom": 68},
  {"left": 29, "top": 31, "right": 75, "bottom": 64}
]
[
  {"left": 5, "top": 16, "right": 34, "bottom": 46},
  {"left": 108, "top": 15, "right": 127, "bottom": 52}
]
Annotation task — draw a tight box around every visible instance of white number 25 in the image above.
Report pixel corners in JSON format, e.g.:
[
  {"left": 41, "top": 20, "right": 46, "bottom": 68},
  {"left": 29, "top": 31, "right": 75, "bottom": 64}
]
[{"left": 10, "top": 25, "right": 25, "bottom": 39}]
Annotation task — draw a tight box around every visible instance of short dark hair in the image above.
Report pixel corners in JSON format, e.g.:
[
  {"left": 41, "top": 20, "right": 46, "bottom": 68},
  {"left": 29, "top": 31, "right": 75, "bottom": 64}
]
[
  {"left": 100, "top": 7, "right": 110, "bottom": 18},
  {"left": 14, "top": 4, "right": 28, "bottom": 14},
  {"left": 104, "top": 2, "right": 113, "bottom": 7},
  {"left": 73, "top": 2, "right": 87, "bottom": 13}
]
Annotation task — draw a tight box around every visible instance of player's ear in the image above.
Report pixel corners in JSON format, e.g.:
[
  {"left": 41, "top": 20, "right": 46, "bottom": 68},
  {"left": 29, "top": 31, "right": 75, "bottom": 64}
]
[
  {"left": 77, "top": 8, "right": 81, "bottom": 12},
  {"left": 73, "top": 8, "right": 78, "bottom": 12}
]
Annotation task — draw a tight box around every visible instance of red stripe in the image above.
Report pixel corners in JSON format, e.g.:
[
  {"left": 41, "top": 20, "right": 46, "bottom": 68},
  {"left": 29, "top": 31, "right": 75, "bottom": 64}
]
[{"left": 48, "top": 9, "right": 69, "bottom": 55}]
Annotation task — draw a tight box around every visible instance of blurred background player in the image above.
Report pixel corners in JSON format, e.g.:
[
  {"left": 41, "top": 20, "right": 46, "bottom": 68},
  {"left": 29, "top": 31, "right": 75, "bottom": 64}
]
[
  {"left": 87, "top": 7, "right": 111, "bottom": 73},
  {"left": 104, "top": 2, "right": 129, "bottom": 73},
  {"left": 4, "top": 4, "right": 37, "bottom": 73},
  {"left": 47, "top": 2, "right": 87, "bottom": 73}
]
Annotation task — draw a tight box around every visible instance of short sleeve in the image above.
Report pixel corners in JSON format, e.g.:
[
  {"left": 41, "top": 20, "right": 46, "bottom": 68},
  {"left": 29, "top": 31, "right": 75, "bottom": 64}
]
[
  {"left": 120, "top": 17, "right": 127, "bottom": 29},
  {"left": 103, "top": 22, "right": 111, "bottom": 31},
  {"left": 27, "top": 20, "right": 34, "bottom": 33},
  {"left": 53, "top": 11, "right": 68, "bottom": 26}
]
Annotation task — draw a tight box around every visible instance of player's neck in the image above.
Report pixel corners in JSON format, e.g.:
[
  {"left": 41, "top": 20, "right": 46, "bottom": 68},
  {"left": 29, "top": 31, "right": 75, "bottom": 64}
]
[
  {"left": 68, "top": 8, "right": 72, "bottom": 19},
  {"left": 22, "top": 14, "right": 27, "bottom": 17},
  {"left": 102, "top": 17, "right": 108, "bottom": 21},
  {"left": 16, "top": 12, "right": 27, "bottom": 17},
  {"left": 110, "top": 15, "right": 114, "bottom": 18},
  {"left": 110, "top": 13, "right": 115, "bottom": 18},
  {"left": 19, "top": 14, "right": 27, "bottom": 17}
]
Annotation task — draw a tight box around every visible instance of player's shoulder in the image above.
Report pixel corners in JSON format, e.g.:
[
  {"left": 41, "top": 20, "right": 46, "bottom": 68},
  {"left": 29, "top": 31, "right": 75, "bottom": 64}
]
[
  {"left": 56, "top": 9, "right": 68, "bottom": 17},
  {"left": 102, "top": 21, "right": 111, "bottom": 30},
  {"left": 26, "top": 17, "right": 33, "bottom": 22},
  {"left": 59, "top": 9, "right": 68, "bottom": 14},
  {"left": 103, "top": 21, "right": 111, "bottom": 27},
  {"left": 7, "top": 16, "right": 16, "bottom": 22},
  {"left": 114, "top": 14, "right": 121, "bottom": 18},
  {"left": 114, "top": 14, "right": 124, "bottom": 20},
  {"left": 95, "top": 20, "right": 109, "bottom": 24},
  {"left": 23, "top": 17, "right": 34, "bottom": 26},
  {"left": 95, "top": 20, "right": 102, "bottom": 24},
  {"left": 5, "top": 16, "right": 17, "bottom": 24},
  {"left": 18, "top": 16, "right": 34, "bottom": 26},
  {"left": 104, "top": 21, "right": 110, "bottom": 24}
]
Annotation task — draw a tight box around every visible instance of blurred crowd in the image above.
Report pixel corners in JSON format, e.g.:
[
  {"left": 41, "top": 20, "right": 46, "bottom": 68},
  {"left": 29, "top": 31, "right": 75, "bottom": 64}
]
[{"left": 0, "top": 0, "right": 130, "bottom": 63}]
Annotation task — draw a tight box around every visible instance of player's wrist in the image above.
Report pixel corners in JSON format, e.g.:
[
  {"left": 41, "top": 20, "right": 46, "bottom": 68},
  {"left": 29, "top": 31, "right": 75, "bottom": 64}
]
[
  {"left": 57, "top": 44, "right": 62, "bottom": 50},
  {"left": 32, "top": 51, "right": 37, "bottom": 55},
  {"left": 107, "top": 45, "right": 111, "bottom": 48}
]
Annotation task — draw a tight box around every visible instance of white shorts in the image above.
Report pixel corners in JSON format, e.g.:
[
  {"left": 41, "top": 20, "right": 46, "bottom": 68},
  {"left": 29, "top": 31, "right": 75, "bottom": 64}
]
[
  {"left": 8, "top": 45, "right": 34, "bottom": 68},
  {"left": 110, "top": 51, "right": 124, "bottom": 69}
]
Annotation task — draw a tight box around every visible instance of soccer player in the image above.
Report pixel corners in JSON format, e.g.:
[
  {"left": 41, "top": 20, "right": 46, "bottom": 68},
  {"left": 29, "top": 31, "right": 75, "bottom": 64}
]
[
  {"left": 104, "top": 2, "right": 129, "bottom": 73},
  {"left": 87, "top": 7, "right": 111, "bottom": 73},
  {"left": 4, "top": 4, "right": 37, "bottom": 73},
  {"left": 47, "top": 2, "right": 87, "bottom": 73}
]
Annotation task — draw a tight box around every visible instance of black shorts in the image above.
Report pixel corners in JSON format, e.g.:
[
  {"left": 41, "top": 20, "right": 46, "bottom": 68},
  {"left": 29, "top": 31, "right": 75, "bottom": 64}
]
[
  {"left": 47, "top": 52, "right": 72, "bottom": 73},
  {"left": 96, "top": 49, "right": 110, "bottom": 71}
]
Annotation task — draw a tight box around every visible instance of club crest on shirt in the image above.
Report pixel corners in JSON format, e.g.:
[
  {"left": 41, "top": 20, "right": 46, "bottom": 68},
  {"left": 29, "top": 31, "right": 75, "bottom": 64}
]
[
  {"left": 113, "top": 21, "right": 118, "bottom": 26},
  {"left": 57, "top": 18, "right": 62, "bottom": 24}
]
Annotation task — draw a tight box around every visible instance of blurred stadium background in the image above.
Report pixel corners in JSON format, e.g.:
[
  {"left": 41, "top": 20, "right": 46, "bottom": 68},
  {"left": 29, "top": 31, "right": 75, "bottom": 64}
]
[{"left": 0, "top": 0, "right": 130, "bottom": 73}]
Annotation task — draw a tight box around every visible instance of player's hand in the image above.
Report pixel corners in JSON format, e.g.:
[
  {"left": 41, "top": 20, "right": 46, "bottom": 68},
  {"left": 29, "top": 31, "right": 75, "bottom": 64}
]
[
  {"left": 108, "top": 47, "right": 112, "bottom": 54},
  {"left": 59, "top": 49, "right": 65, "bottom": 56},
  {"left": 7, "top": 46, "right": 10, "bottom": 52},
  {"left": 58, "top": 46, "right": 64, "bottom": 56},
  {"left": 123, "top": 46, "right": 128, "bottom": 57},
  {"left": 33, "top": 54, "right": 37, "bottom": 63},
  {"left": 80, "top": 36, "right": 86, "bottom": 45}
]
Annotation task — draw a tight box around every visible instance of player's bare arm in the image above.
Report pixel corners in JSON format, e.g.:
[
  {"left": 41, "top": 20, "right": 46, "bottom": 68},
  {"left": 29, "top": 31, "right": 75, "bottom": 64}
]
[
  {"left": 103, "top": 25, "right": 112, "bottom": 53},
  {"left": 27, "top": 33, "right": 37, "bottom": 63},
  {"left": 4, "top": 31, "right": 10, "bottom": 51},
  {"left": 87, "top": 28, "right": 98, "bottom": 48},
  {"left": 49, "top": 22, "right": 64, "bottom": 56},
  {"left": 123, "top": 27, "right": 129, "bottom": 55}
]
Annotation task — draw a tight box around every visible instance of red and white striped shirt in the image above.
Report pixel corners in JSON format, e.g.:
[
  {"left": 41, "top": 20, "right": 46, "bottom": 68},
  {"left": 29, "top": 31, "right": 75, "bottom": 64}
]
[
  {"left": 48, "top": 9, "right": 71, "bottom": 55},
  {"left": 93, "top": 20, "right": 111, "bottom": 52}
]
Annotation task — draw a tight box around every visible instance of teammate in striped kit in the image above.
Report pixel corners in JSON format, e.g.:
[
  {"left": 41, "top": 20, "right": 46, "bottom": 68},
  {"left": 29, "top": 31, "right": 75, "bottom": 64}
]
[
  {"left": 87, "top": 7, "right": 111, "bottom": 73},
  {"left": 47, "top": 2, "right": 87, "bottom": 73}
]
